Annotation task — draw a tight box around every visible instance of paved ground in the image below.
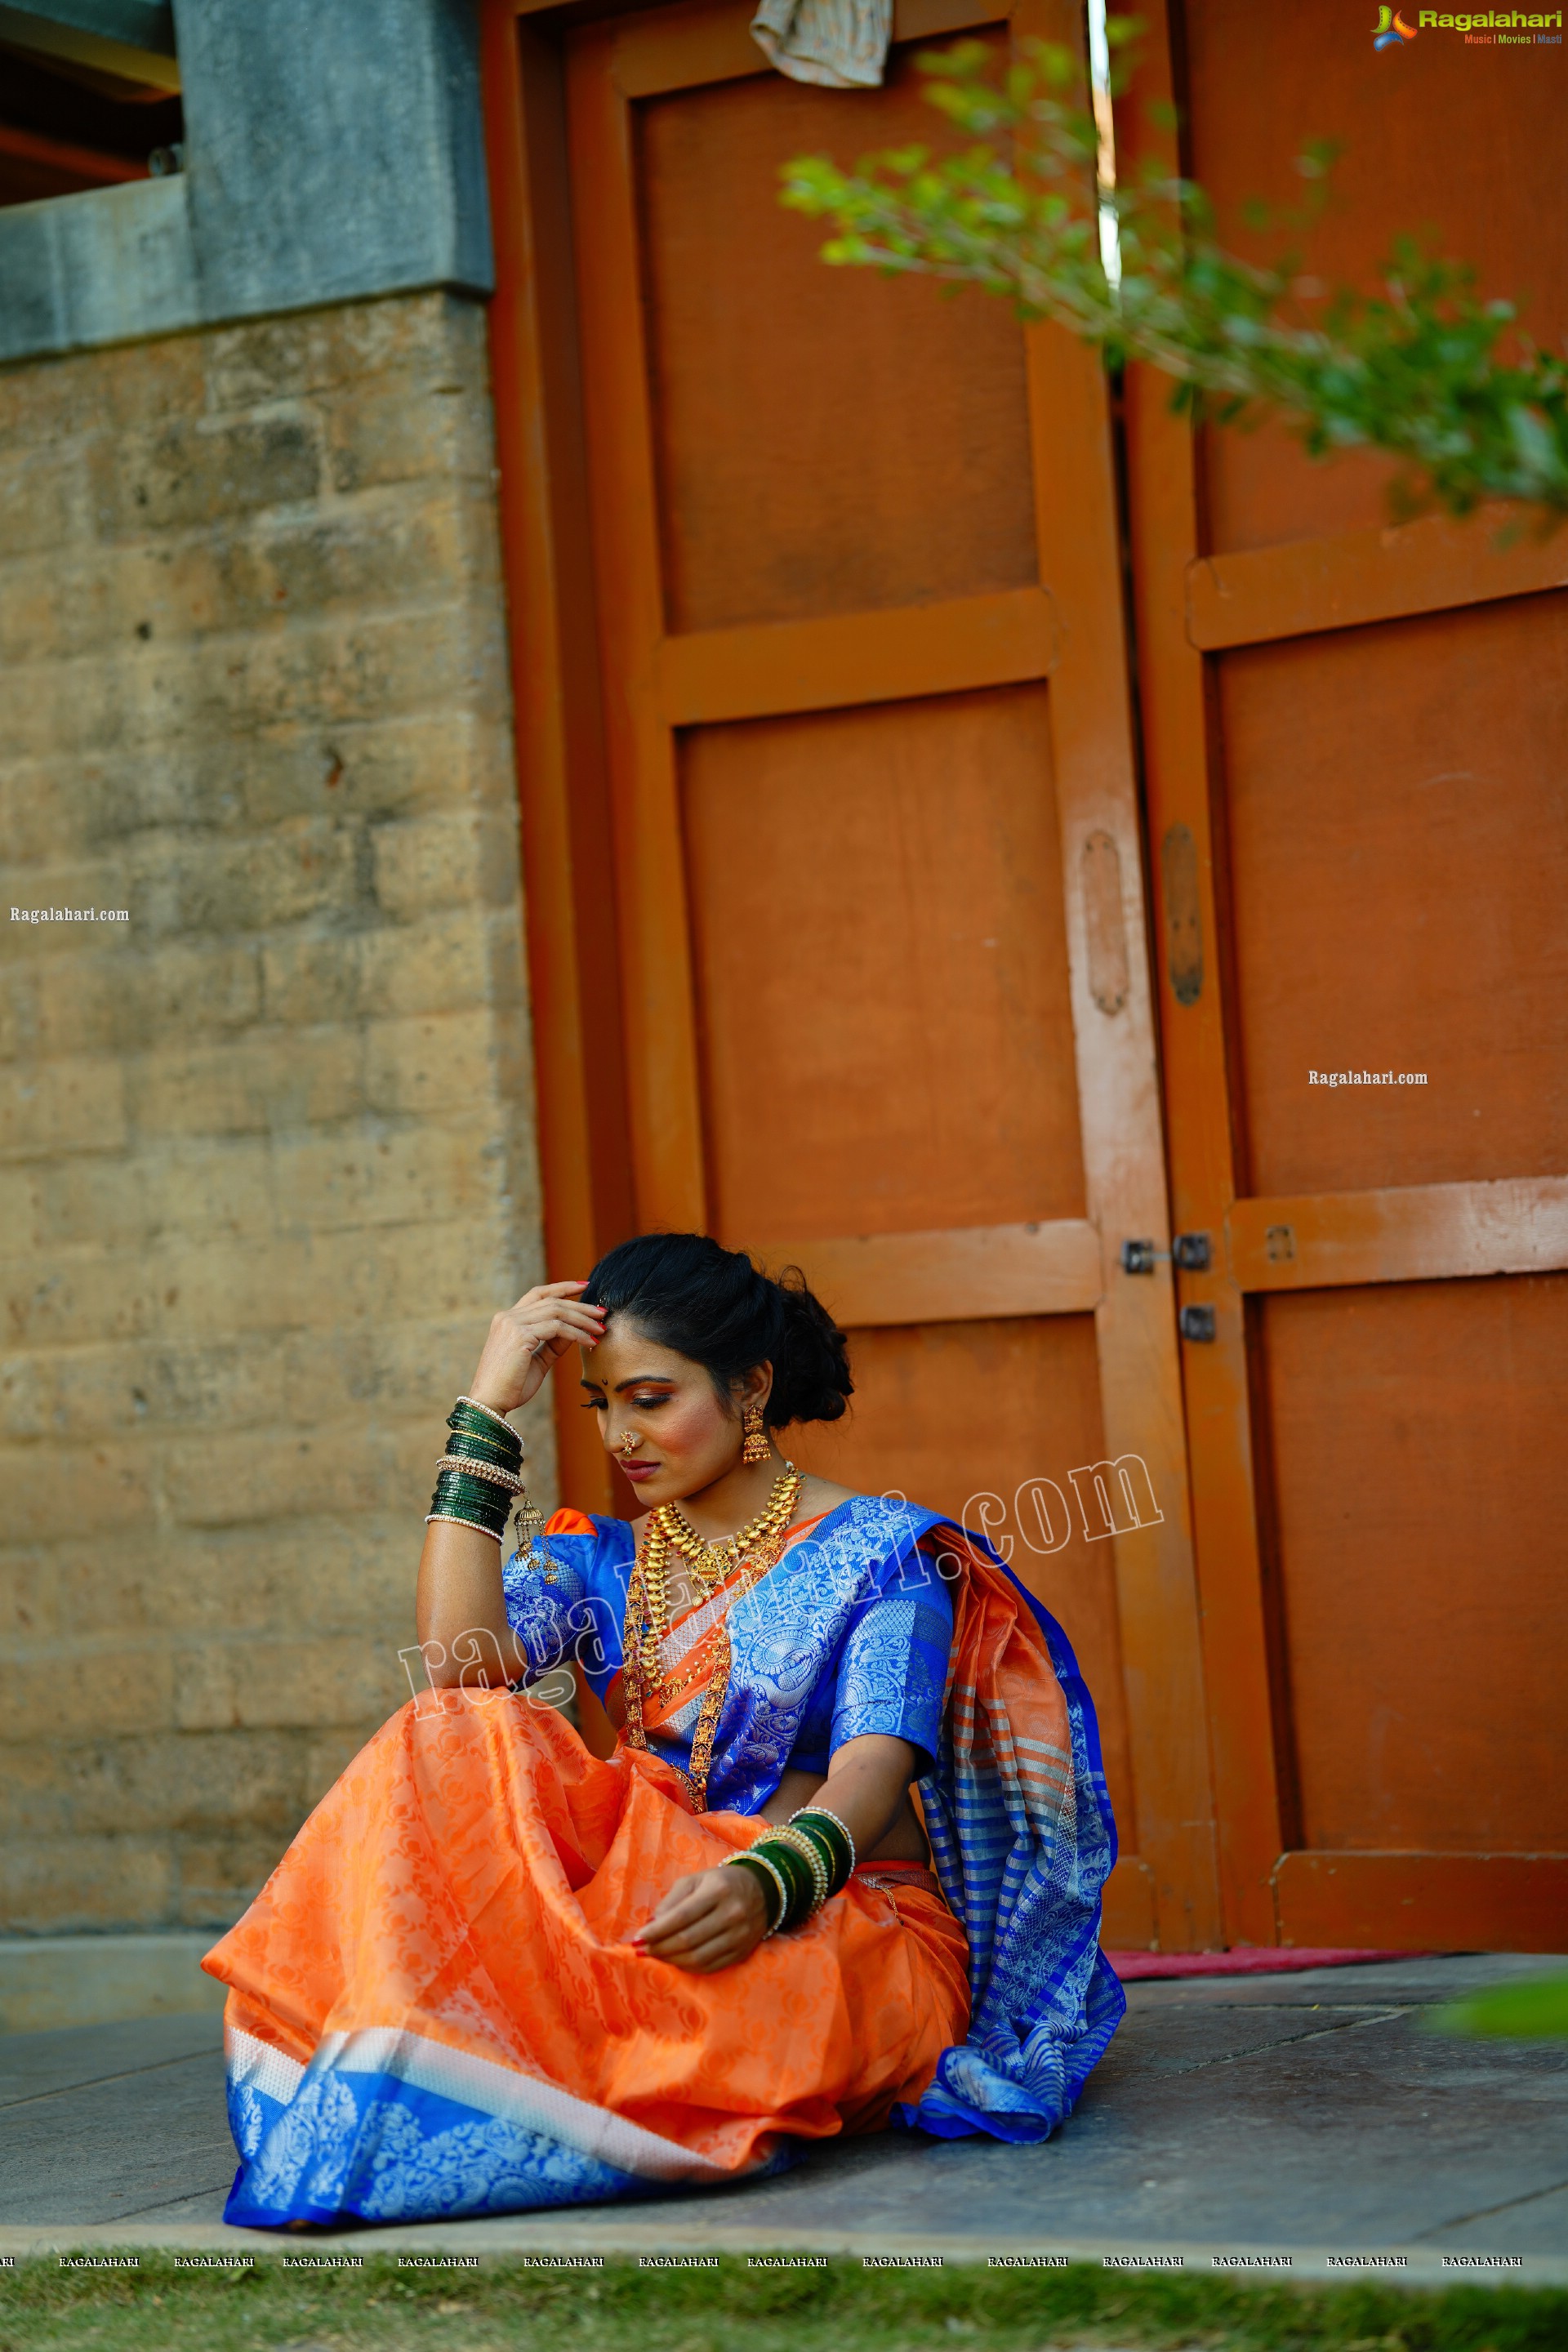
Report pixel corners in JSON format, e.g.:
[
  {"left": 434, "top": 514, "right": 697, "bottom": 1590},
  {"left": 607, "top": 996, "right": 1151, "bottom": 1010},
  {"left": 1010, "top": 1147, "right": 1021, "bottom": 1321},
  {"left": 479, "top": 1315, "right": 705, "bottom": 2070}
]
[{"left": 2, "top": 1955, "right": 1565, "bottom": 2272}]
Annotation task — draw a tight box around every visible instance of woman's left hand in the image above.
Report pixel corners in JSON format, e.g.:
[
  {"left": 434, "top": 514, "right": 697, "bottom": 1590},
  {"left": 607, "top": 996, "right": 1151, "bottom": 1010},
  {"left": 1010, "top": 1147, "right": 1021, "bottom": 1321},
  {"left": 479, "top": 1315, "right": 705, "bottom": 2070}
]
[{"left": 632, "top": 1864, "right": 768, "bottom": 1972}]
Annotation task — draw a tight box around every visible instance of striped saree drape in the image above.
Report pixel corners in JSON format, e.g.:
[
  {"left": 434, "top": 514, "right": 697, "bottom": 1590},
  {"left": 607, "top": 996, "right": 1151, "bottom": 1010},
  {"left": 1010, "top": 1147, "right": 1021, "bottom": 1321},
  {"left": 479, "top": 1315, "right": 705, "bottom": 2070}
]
[{"left": 903, "top": 1522, "right": 1125, "bottom": 2140}]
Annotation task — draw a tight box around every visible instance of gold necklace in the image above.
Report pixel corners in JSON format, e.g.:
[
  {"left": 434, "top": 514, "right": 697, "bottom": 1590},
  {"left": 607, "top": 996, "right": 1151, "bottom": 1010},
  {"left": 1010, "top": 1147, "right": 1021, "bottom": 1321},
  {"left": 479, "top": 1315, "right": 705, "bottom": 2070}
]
[
  {"left": 631, "top": 1465, "right": 802, "bottom": 1681},
  {"left": 621, "top": 1463, "right": 804, "bottom": 1810},
  {"left": 664, "top": 1463, "right": 801, "bottom": 1584}
]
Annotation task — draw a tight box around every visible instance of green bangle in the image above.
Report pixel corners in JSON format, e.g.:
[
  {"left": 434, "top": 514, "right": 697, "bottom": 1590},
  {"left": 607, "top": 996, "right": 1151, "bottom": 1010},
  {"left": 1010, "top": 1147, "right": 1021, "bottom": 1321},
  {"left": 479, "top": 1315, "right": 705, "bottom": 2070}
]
[
  {"left": 789, "top": 1821, "right": 848, "bottom": 1900},
  {"left": 788, "top": 1819, "right": 841, "bottom": 1900},
  {"left": 724, "top": 1851, "right": 786, "bottom": 1936},
  {"left": 447, "top": 1410, "right": 523, "bottom": 1467},
  {"left": 790, "top": 1806, "right": 856, "bottom": 1894},
  {"left": 792, "top": 1803, "right": 854, "bottom": 1862},
  {"left": 435, "top": 1490, "right": 510, "bottom": 1523},
  {"left": 444, "top": 1429, "right": 520, "bottom": 1472},
  {"left": 752, "top": 1836, "right": 817, "bottom": 1931},
  {"left": 452, "top": 1393, "right": 521, "bottom": 1444},
  {"left": 767, "top": 1823, "right": 830, "bottom": 1910},
  {"left": 430, "top": 1473, "right": 511, "bottom": 1533}
]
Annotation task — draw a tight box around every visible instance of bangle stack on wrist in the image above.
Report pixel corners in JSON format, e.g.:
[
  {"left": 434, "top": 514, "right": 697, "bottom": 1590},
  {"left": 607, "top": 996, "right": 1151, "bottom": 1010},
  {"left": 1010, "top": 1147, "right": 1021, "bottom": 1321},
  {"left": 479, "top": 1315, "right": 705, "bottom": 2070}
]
[
  {"left": 724, "top": 1849, "right": 792, "bottom": 1936},
  {"left": 721, "top": 1803, "right": 858, "bottom": 1936},
  {"left": 791, "top": 1805, "right": 857, "bottom": 1899},
  {"left": 425, "top": 1396, "right": 524, "bottom": 1543}
]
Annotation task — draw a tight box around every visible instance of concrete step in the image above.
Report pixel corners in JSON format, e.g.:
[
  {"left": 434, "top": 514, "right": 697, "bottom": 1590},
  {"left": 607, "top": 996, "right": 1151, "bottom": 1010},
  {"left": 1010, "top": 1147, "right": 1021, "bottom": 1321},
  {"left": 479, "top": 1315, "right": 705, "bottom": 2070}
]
[{"left": 0, "top": 1936, "right": 227, "bottom": 2033}]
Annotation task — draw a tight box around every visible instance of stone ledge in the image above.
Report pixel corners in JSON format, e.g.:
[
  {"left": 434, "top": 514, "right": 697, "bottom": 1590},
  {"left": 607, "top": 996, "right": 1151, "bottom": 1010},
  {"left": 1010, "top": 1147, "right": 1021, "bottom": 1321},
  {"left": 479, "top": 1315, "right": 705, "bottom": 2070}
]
[
  {"left": 0, "top": 180, "right": 200, "bottom": 366},
  {"left": 0, "top": 1933, "right": 226, "bottom": 2031},
  {"left": 0, "top": 0, "right": 493, "bottom": 368}
]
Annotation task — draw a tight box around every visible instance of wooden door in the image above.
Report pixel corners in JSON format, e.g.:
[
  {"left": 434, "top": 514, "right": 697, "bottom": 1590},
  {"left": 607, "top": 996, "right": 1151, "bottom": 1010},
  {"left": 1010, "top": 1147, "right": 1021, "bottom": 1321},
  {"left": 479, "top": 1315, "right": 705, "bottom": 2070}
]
[
  {"left": 483, "top": 0, "right": 1221, "bottom": 1949},
  {"left": 1120, "top": 1, "right": 1568, "bottom": 1949}
]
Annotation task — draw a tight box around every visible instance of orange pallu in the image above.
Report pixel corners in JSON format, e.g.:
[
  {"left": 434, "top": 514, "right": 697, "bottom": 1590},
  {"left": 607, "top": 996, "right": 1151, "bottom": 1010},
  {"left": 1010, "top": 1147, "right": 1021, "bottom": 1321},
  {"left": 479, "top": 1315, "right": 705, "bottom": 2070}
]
[{"left": 204, "top": 1496, "right": 1121, "bottom": 2225}]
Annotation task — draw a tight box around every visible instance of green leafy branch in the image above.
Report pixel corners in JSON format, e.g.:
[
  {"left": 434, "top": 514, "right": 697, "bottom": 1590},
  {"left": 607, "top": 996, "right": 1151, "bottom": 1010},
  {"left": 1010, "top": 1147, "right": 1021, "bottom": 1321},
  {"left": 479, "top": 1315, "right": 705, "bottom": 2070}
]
[{"left": 778, "top": 29, "right": 1568, "bottom": 523}]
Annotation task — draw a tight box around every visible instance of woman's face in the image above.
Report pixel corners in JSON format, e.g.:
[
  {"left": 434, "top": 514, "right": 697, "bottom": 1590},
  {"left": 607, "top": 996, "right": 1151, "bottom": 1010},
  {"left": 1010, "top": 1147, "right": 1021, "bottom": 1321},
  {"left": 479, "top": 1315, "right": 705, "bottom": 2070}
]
[{"left": 578, "top": 1318, "right": 771, "bottom": 1505}]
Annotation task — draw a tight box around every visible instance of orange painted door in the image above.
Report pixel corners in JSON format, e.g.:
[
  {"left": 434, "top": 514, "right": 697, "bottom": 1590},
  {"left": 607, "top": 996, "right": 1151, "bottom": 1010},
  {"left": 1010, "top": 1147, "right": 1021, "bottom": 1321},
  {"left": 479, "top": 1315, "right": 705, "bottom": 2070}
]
[
  {"left": 516, "top": 0, "right": 1223, "bottom": 1950},
  {"left": 1121, "top": 2, "right": 1568, "bottom": 1949}
]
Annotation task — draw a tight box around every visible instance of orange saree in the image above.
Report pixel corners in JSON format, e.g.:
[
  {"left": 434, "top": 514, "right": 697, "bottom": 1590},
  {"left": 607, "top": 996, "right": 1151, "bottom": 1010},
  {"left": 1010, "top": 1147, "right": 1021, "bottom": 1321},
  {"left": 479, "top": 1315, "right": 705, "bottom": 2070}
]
[{"left": 203, "top": 1495, "right": 1120, "bottom": 2224}]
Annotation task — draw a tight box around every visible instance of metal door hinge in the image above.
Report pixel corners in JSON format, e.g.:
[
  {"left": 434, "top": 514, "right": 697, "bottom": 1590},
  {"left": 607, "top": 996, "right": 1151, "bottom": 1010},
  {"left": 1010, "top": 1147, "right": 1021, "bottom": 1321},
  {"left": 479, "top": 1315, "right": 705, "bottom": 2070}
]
[{"left": 1178, "top": 1304, "right": 1217, "bottom": 1343}]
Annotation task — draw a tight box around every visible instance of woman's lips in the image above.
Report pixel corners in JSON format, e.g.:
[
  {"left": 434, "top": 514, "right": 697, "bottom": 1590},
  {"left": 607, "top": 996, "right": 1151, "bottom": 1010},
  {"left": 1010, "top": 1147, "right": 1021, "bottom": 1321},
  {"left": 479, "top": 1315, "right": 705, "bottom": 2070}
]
[{"left": 620, "top": 1461, "right": 659, "bottom": 1482}]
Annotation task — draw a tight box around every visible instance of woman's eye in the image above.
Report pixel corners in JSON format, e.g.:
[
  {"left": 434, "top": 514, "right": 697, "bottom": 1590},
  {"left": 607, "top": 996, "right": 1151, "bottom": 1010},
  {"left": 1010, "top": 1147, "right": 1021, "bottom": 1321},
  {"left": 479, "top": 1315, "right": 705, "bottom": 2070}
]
[
  {"left": 580, "top": 1398, "right": 608, "bottom": 1412},
  {"left": 630, "top": 1395, "right": 667, "bottom": 1410}
]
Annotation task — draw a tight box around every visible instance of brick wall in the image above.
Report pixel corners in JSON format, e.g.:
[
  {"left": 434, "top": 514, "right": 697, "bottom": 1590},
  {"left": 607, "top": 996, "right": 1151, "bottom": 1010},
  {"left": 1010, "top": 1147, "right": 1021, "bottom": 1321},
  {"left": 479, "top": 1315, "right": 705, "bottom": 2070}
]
[{"left": 0, "top": 291, "right": 552, "bottom": 1933}]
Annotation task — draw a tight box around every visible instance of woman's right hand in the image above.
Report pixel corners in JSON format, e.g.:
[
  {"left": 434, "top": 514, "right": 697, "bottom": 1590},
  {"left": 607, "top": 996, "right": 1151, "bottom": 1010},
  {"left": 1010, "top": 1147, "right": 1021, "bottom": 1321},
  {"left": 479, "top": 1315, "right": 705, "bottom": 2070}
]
[
  {"left": 632, "top": 1864, "right": 772, "bottom": 1972},
  {"left": 467, "top": 1281, "right": 607, "bottom": 1416}
]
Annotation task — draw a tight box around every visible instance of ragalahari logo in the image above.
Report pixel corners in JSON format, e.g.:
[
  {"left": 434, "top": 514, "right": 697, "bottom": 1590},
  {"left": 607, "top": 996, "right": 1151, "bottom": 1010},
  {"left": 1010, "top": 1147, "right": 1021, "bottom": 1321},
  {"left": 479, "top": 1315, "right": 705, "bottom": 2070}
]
[{"left": 1373, "top": 4, "right": 1418, "bottom": 43}]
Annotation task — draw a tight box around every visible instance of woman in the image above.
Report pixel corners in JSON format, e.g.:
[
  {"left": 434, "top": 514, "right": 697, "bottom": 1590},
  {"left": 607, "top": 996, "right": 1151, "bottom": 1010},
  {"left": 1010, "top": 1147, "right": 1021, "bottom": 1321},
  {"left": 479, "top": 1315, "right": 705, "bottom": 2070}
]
[{"left": 204, "top": 1236, "right": 1124, "bottom": 2226}]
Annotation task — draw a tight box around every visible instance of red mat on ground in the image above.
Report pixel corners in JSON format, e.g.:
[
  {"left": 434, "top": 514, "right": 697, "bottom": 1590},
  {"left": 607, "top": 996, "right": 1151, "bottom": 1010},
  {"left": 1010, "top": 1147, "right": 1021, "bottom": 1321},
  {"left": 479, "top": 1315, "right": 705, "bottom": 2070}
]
[{"left": 1106, "top": 1947, "right": 1432, "bottom": 1980}]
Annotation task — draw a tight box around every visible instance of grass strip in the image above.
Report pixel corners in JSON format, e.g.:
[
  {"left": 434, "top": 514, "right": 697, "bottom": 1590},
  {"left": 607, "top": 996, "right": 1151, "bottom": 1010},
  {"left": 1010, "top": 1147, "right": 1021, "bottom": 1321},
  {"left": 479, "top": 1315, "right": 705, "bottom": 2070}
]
[{"left": 0, "top": 2254, "right": 1563, "bottom": 2352}]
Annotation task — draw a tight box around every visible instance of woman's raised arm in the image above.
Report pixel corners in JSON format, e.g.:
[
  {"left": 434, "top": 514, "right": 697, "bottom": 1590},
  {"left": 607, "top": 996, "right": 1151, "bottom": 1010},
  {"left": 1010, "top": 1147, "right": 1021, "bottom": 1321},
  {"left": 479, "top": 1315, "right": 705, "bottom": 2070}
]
[{"left": 415, "top": 1280, "right": 604, "bottom": 1685}]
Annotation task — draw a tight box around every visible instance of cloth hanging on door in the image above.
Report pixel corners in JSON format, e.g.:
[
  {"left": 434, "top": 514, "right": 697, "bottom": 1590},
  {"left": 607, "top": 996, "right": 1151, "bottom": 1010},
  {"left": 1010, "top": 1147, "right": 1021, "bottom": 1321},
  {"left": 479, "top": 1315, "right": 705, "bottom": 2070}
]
[{"left": 751, "top": 0, "right": 893, "bottom": 88}]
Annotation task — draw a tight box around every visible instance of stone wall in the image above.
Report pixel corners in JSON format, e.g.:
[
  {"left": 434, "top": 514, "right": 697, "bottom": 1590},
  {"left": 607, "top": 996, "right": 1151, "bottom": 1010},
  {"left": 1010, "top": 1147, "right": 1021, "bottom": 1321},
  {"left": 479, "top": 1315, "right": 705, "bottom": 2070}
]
[{"left": 0, "top": 289, "right": 550, "bottom": 1934}]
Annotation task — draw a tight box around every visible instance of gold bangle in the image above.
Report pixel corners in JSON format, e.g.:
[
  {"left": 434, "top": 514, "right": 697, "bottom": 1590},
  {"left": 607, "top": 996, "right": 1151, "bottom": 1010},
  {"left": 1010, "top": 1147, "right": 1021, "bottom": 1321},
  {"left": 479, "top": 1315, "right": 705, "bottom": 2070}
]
[
  {"left": 434, "top": 1453, "right": 523, "bottom": 1491},
  {"left": 424, "top": 1509, "right": 506, "bottom": 1543}
]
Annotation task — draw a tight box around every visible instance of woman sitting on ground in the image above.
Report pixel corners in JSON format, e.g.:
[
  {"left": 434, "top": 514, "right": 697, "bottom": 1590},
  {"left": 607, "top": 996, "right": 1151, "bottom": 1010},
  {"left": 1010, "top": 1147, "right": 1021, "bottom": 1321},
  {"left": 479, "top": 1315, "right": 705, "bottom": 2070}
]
[{"left": 204, "top": 1233, "right": 1124, "bottom": 2226}]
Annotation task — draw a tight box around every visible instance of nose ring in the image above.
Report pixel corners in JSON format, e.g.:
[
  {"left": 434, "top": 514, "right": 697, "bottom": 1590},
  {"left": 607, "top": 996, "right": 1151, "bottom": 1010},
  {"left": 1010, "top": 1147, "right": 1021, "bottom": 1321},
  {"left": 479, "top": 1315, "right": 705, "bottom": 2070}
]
[{"left": 617, "top": 1430, "right": 640, "bottom": 1459}]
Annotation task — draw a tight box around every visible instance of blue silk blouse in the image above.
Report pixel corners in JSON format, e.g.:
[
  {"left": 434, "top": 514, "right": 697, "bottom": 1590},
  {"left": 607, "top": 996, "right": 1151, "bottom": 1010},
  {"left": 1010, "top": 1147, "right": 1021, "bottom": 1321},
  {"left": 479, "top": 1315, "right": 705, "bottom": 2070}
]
[{"left": 501, "top": 1496, "right": 954, "bottom": 1815}]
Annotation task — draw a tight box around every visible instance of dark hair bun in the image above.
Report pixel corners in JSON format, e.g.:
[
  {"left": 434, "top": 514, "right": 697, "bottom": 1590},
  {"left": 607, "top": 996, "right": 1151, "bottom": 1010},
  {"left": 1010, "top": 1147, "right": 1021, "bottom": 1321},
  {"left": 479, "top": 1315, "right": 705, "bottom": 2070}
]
[
  {"left": 768, "top": 1264, "right": 853, "bottom": 1426},
  {"left": 582, "top": 1233, "right": 852, "bottom": 1428}
]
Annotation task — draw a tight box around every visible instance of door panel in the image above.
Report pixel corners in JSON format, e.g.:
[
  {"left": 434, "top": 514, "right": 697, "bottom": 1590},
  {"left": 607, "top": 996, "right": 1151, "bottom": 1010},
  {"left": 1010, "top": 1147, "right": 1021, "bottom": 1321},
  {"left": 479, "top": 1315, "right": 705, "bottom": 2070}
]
[
  {"left": 682, "top": 686, "right": 1086, "bottom": 1239},
  {"left": 1221, "top": 595, "right": 1568, "bottom": 1196},
  {"left": 639, "top": 57, "right": 1039, "bottom": 630},
  {"left": 1263, "top": 1275, "right": 1568, "bottom": 1855},
  {"left": 1120, "top": 0, "right": 1568, "bottom": 1948}
]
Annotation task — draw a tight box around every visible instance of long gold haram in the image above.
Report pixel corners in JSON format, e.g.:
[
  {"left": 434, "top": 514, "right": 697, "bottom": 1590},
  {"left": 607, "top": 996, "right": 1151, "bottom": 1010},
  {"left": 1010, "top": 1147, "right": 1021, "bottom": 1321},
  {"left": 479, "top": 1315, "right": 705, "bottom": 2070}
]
[{"left": 621, "top": 1467, "right": 804, "bottom": 1811}]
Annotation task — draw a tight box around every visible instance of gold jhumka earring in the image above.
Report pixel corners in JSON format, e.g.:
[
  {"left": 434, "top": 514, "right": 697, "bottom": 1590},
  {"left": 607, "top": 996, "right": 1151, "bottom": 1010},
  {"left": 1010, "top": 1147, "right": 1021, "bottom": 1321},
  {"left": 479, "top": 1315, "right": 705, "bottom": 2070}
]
[{"left": 741, "top": 1403, "right": 770, "bottom": 1465}]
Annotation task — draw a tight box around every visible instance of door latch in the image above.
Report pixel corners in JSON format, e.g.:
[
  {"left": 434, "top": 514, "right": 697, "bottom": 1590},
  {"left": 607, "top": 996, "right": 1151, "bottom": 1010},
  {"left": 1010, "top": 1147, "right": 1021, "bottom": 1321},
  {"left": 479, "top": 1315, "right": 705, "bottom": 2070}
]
[
  {"left": 1178, "top": 1304, "right": 1217, "bottom": 1343},
  {"left": 1120, "top": 1232, "right": 1212, "bottom": 1275}
]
